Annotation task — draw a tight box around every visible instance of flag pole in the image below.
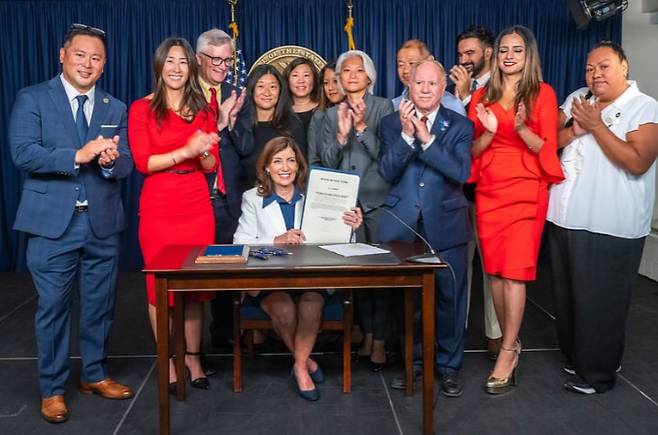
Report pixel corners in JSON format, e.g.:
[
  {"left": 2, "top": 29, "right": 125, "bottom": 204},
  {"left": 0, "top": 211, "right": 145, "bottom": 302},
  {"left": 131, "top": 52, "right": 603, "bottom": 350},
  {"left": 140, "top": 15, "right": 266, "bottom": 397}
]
[{"left": 226, "top": 0, "right": 240, "bottom": 86}]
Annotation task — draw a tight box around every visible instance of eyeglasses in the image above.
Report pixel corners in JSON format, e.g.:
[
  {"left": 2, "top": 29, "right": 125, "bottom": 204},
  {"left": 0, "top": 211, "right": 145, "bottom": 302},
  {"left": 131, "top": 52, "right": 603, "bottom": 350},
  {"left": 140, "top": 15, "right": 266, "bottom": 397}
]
[
  {"left": 68, "top": 23, "right": 106, "bottom": 38},
  {"left": 65, "top": 23, "right": 106, "bottom": 45},
  {"left": 200, "top": 52, "right": 234, "bottom": 67}
]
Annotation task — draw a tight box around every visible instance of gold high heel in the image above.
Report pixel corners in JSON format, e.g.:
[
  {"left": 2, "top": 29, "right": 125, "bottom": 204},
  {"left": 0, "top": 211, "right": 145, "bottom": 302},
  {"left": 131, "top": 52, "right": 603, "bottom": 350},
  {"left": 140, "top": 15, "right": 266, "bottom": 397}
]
[{"left": 485, "top": 341, "right": 521, "bottom": 395}]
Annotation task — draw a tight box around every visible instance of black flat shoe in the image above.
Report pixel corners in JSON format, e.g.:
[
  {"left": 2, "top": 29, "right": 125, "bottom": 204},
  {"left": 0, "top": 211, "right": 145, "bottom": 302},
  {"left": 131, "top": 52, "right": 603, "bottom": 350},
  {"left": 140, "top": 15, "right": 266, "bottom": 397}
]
[
  {"left": 369, "top": 360, "right": 386, "bottom": 372},
  {"left": 309, "top": 365, "right": 324, "bottom": 384},
  {"left": 291, "top": 370, "right": 319, "bottom": 401},
  {"left": 168, "top": 382, "right": 177, "bottom": 396}
]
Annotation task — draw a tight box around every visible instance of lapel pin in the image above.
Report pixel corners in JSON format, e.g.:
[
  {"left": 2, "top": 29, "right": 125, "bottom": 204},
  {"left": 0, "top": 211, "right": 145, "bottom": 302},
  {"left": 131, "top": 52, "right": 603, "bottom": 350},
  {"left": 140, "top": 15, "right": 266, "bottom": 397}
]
[{"left": 103, "top": 97, "right": 109, "bottom": 104}]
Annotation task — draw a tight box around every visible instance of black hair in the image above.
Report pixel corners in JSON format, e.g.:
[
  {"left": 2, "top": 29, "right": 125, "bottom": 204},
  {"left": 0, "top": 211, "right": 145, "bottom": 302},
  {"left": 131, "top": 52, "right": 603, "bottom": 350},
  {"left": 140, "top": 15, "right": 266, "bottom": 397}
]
[
  {"left": 247, "top": 64, "right": 293, "bottom": 134},
  {"left": 456, "top": 25, "right": 495, "bottom": 49},
  {"left": 63, "top": 23, "right": 106, "bottom": 49},
  {"left": 590, "top": 40, "right": 628, "bottom": 64}
]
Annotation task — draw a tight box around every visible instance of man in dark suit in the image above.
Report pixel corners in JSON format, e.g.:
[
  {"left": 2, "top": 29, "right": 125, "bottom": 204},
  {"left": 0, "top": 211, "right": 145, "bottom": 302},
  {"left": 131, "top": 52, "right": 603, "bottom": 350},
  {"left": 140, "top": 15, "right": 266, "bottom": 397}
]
[
  {"left": 9, "top": 24, "right": 134, "bottom": 423},
  {"left": 195, "top": 28, "right": 251, "bottom": 353},
  {"left": 378, "top": 61, "right": 473, "bottom": 397}
]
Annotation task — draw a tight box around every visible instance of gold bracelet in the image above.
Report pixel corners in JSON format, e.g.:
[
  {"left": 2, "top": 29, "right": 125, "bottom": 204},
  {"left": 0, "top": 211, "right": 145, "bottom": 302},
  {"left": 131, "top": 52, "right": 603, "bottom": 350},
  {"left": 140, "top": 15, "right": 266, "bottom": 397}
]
[{"left": 170, "top": 152, "right": 177, "bottom": 165}]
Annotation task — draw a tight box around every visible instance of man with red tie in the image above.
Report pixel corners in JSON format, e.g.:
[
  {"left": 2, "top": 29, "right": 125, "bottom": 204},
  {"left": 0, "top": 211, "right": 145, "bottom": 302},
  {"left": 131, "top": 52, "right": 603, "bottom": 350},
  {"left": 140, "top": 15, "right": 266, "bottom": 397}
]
[{"left": 196, "top": 28, "right": 250, "bottom": 356}]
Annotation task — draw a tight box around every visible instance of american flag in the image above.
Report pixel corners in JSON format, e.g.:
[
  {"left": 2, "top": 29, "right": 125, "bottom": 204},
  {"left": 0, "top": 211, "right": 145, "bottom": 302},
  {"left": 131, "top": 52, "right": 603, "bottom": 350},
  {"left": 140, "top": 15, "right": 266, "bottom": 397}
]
[{"left": 225, "top": 45, "right": 248, "bottom": 89}]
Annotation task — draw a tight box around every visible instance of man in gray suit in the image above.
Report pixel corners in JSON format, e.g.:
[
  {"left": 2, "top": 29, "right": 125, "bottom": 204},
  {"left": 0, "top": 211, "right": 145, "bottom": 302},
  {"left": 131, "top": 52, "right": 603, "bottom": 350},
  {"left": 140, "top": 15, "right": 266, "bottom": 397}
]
[{"left": 9, "top": 24, "right": 133, "bottom": 424}]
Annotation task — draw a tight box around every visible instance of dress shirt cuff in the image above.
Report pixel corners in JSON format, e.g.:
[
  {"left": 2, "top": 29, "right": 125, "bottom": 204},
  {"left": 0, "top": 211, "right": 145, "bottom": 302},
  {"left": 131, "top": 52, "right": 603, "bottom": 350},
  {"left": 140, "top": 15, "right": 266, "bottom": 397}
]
[
  {"left": 401, "top": 131, "right": 415, "bottom": 148},
  {"left": 461, "top": 95, "right": 472, "bottom": 106},
  {"left": 101, "top": 165, "right": 115, "bottom": 178},
  {"left": 420, "top": 134, "right": 436, "bottom": 151}
]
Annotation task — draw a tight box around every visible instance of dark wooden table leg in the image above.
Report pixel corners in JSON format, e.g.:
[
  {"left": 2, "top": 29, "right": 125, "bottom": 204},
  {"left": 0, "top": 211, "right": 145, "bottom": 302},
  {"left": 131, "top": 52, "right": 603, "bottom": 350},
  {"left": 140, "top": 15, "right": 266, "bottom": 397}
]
[
  {"left": 156, "top": 277, "right": 170, "bottom": 435},
  {"left": 404, "top": 287, "right": 414, "bottom": 396},
  {"left": 174, "top": 292, "right": 185, "bottom": 401},
  {"left": 422, "top": 271, "right": 436, "bottom": 435},
  {"left": 344, "top": 289, "right": 353, "bottom": 393}
]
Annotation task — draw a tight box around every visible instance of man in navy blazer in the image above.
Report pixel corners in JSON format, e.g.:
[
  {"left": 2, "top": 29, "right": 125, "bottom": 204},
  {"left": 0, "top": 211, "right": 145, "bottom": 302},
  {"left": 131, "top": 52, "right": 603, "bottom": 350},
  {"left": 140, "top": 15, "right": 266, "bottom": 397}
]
[
  {"left": 196, "top": 28, "right": 252, "bottom": 354},
  {"left": 9, "top": 24, "right": 134, "bottom": 423},
  {"left": 378, "top": 61, "right": 473, "bottom": 397}
]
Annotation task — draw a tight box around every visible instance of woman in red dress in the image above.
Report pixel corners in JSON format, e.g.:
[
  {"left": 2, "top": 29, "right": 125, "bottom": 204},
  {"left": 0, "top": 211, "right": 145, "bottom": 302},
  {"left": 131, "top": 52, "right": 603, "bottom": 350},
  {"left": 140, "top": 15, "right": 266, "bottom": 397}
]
[
  {"left": 128, "top": 37, "right": 220, "bottom": 391},
  {"left": 468, "top": 26, "right": 563, "bottom": 394}
]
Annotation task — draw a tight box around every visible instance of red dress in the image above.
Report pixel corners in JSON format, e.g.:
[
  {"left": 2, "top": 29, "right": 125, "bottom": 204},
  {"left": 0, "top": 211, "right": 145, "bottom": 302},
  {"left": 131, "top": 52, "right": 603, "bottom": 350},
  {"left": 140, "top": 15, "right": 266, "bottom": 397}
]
[
  {"left": 468, "top": 84, "right": 564, "bottom": 281},
  {"left": 128, "top": 98, "right": 219, "bottom": 306}
]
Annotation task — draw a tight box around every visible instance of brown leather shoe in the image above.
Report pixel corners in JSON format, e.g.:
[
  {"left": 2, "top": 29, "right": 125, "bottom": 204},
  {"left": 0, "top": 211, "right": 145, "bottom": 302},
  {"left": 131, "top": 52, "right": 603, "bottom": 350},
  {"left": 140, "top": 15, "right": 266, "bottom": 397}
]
[
  {"left": 79, "top": 378, "right": 134, "bottom": 400},
  {"left": 41, "top": 395, "right": 68, "bottom": 423}
]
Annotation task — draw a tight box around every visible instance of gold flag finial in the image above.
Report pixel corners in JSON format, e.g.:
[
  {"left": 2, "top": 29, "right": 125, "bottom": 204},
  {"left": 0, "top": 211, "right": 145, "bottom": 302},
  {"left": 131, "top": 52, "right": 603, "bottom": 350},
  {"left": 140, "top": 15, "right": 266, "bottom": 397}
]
[
  {"left": 344, "top": 0, "right": 356, "bottom": 50},
  {"left": 226, "top": 0, "right": 240, "bottom": 86}
]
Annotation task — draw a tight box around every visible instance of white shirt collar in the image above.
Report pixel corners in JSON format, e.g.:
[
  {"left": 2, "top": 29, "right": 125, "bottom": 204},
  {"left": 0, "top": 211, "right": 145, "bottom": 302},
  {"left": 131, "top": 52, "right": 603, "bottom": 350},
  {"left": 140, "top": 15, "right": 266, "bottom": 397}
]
[
  {"left": 416, "top": 106, "right": 439, "bottom": 128},
  {"left": 60, "top": 73, "right": 95, "bottom": 103}
]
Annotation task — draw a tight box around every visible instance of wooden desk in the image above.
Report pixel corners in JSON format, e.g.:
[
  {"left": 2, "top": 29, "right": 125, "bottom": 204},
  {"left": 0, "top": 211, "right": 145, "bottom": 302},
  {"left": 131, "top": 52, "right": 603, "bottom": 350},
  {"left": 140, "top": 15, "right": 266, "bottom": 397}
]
[{"left": 145, "top": 242, "right": 443, "bottom": 435}]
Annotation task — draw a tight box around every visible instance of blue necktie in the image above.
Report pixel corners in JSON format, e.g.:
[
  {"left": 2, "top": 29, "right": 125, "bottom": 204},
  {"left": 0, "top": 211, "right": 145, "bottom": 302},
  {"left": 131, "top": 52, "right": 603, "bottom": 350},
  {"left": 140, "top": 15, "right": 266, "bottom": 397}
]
[
  {"left": 75, "top": 94, "right": 89, "bottom": 146},
  {"left": 471, "top": 79, "right": 478, "bottom": 92},
  {"left": 75, "top": 94, "right": 89, "bottom": 202}
]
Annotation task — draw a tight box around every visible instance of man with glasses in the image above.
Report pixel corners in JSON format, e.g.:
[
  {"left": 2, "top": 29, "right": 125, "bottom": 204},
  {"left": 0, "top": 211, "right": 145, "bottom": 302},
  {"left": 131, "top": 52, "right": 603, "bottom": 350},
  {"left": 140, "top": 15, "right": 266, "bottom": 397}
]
[
  {"left": 195, "top": 28, "right": 250, "bottom": 358},
  {"left": 9, "top": 23, "right": 134, "bottom": 424}
]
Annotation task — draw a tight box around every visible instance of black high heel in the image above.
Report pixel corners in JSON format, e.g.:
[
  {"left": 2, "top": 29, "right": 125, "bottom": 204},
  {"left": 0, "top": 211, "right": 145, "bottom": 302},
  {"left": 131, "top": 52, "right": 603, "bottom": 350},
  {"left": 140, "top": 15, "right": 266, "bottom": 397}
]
[{"left": 185, "top": 351, "right": 210, "bottom": 390}]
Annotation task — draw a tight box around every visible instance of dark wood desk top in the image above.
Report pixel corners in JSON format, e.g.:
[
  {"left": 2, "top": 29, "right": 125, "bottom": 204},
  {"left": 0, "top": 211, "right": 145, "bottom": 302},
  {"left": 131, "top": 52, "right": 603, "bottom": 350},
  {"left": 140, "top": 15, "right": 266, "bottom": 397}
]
[{"left": 144, "top": 242, "right": 442, "bottom": 274}]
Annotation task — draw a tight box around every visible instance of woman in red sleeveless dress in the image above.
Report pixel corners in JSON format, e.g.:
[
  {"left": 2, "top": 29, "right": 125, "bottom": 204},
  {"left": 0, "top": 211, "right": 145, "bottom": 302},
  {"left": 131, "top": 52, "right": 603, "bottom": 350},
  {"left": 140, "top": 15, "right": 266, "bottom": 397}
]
[
  {"left": 468, "top": 26, "right": 563, "bottom": 394},
  {"left": 128, "top": 37, "right": 221, "bottom": 391}
]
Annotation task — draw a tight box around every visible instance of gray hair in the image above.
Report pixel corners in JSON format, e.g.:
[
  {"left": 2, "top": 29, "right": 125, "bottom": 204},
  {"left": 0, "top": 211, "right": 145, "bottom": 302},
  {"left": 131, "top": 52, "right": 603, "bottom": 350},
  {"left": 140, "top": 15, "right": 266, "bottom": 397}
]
[
  {"left": 411, "top": 60, "right": 447, "bottom": 83},
  {"left": 196, "top": 28, "right": 232, "bottom": 54},
  {"left": 335, "top": 50, "right": 377, "bottom": 95}
]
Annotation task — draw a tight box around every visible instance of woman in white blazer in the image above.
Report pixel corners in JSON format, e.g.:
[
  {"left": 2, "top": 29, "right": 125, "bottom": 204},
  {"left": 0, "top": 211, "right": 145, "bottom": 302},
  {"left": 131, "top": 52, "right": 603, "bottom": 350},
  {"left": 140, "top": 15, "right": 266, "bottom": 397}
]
[{"left": 233, "top": 136, "right": 362, "bottom": 401}]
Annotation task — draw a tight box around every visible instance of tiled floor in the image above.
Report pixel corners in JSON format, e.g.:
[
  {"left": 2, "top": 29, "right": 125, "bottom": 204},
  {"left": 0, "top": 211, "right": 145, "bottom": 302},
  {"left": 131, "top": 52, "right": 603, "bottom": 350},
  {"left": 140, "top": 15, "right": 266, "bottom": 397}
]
[{"left": 1, "top": 263, "right": 657, "bottom": 434}]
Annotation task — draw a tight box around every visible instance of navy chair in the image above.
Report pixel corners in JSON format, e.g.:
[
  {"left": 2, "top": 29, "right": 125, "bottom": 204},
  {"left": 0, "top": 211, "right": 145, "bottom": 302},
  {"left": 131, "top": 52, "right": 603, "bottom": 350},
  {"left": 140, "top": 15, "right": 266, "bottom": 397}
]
[{"left": 232, "top": 290, "right": 353, "bottom": 393}]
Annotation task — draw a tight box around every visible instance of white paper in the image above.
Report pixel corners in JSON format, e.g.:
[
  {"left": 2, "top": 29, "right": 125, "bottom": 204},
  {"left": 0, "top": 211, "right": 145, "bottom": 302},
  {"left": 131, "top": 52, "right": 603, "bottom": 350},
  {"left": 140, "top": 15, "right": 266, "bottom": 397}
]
[
  {"left": 319, "top": 243, "right": 390, "bottom": 257},
  {"left": 301, "top": 168, "right": 360, "bottom": 243}
]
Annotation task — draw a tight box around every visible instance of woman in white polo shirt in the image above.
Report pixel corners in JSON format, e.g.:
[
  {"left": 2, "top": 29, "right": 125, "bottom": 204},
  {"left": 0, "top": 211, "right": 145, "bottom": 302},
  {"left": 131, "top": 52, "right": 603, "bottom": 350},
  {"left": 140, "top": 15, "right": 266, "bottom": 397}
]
[{"left": 547, "top": 41, "right": 658, "bottom": 395}]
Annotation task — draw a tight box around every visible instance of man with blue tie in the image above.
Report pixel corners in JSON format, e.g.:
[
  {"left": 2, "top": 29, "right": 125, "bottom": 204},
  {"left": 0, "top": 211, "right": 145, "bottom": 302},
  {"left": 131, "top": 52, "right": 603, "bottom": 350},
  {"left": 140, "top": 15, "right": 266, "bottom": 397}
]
[
  {"left": 379, "top": 60, "right": 473, "bottom": 397},
  {"left": 9, "top": 24, "right": 134, "bottom": 423}
]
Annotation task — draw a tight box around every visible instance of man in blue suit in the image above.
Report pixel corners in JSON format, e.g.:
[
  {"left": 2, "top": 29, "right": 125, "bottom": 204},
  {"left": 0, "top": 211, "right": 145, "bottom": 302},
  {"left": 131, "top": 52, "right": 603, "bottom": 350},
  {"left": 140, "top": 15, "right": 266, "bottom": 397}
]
[
  {"left": 378, "top": 60, "right": 473, "bottom": 397},
  {"left": 9, "top": 24, "right": 134, "bottom": 423}
]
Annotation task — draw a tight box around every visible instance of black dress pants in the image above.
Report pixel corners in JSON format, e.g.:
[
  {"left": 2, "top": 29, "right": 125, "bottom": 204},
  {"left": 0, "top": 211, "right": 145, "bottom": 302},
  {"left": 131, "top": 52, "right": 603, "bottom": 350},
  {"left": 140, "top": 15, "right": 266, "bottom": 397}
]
[
  {"left": 548, "top": 223, "right": 645, "bottom": 392},
  {"left": 209, "top": 194, "right": 240, "bottom": 345}
]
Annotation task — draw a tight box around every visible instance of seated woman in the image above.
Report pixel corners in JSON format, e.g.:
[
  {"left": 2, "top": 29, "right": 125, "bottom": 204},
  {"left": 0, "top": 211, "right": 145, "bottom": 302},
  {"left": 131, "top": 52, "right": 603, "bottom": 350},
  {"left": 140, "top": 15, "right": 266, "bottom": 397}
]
[{"left": 233, "top": 136, "right": 363, "bottom": 401}]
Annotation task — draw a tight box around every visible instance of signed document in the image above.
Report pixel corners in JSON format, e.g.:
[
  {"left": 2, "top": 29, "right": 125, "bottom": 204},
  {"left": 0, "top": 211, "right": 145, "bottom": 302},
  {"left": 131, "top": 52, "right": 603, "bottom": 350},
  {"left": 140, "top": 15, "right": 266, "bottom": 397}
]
[{"left": 301, "top": 167, "right": 360, "bottom": 243}]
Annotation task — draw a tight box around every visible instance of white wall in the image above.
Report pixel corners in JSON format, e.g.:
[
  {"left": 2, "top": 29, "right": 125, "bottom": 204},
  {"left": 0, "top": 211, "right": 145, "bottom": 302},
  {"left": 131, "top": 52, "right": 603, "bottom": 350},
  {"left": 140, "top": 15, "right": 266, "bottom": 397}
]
[
  {"left": 623, "top": 1, "right": 658, "bottom": 280},
  {"left": 624, "top": 1, "right": 658, "bottom": 100}
]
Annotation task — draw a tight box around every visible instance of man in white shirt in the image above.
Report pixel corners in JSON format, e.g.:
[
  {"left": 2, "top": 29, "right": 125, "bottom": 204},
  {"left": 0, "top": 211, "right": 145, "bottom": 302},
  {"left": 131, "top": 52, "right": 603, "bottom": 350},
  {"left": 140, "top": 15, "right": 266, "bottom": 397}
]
[{"left": 450, "top": 26, "right": 501, "bottom": 359}]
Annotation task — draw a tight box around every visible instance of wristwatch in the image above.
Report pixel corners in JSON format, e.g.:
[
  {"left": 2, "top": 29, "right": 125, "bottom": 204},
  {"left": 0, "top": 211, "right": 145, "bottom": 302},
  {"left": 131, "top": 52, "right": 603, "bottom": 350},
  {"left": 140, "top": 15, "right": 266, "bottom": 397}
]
[{"left": 355, "top": 127, "right": 367, "bottom": 139}]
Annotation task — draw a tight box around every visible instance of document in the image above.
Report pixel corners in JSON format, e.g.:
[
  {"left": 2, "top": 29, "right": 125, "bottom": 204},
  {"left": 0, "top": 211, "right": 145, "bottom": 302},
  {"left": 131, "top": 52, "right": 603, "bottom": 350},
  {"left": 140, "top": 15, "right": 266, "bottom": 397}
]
[
  {"left": 319, "top": 243, "right": 390, "bottom": 257},
  {"left": 301, "top": 167, "right": 360, "bottom": 243}
]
